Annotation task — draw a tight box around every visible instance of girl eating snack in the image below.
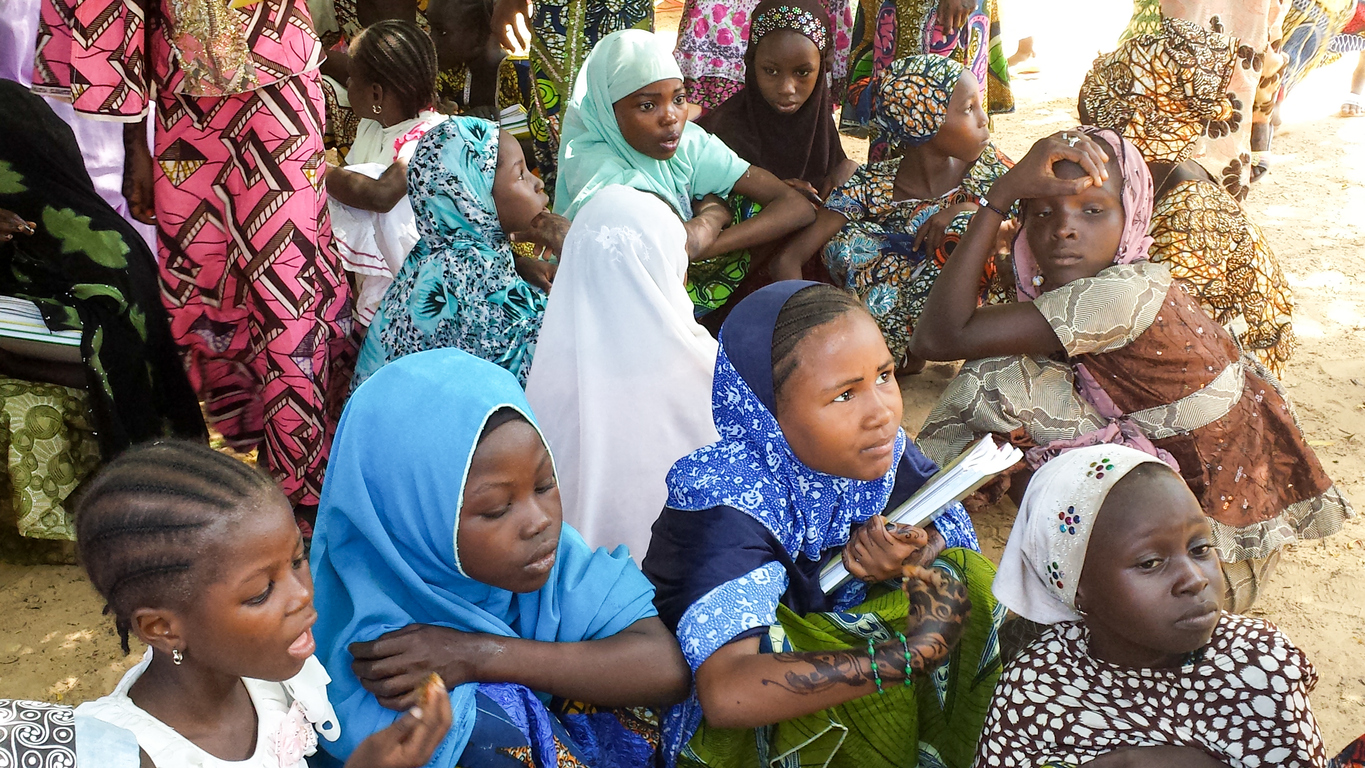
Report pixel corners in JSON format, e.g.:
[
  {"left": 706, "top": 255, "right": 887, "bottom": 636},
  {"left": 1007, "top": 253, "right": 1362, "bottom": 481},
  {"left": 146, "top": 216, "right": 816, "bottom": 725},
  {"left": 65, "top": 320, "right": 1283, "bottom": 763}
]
[
  {"left": 312, "top": 348, "right": 691, "bottom": 767},
  {"left": 73, "top": 441, "right": 452, "bottom": 768}
]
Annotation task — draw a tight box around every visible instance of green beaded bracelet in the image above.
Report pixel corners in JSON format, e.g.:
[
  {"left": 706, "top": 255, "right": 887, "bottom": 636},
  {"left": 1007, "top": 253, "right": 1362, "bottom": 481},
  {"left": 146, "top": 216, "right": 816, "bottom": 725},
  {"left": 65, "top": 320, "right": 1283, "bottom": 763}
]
[
  {"left": 867, "top": 639, "right": 884, "bottom": 694},
  {"left": 896, "top": 631, "right": 912, "bottom": 685}
]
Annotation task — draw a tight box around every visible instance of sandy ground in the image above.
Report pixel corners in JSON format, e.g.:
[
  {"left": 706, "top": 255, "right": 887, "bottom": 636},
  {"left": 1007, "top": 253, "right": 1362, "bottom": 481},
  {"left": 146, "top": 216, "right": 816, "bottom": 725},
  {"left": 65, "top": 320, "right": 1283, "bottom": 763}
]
[{"left": 1, "top": 5, "right": 1362, "bottom": 756}]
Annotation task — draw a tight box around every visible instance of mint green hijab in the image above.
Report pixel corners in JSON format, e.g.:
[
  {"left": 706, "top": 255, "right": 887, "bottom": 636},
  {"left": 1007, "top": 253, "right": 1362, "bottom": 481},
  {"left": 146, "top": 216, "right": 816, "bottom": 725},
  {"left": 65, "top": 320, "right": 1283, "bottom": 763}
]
[{"left": 554, "top": 29, "right": 749, "bottom": 221}]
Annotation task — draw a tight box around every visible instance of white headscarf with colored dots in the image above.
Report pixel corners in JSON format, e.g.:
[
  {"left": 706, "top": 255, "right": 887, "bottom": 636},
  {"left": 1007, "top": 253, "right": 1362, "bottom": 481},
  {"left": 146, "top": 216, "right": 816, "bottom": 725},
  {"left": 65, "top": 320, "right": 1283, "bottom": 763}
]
[{"left": 994, "top": 445, "right": 1169, "bottom": 623}]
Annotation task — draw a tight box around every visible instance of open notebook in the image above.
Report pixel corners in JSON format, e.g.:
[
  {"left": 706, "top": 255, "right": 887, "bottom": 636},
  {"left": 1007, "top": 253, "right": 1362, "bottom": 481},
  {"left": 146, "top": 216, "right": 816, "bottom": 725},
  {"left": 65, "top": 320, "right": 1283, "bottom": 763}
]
[
  {"left": 818, "top": 436, "right": 1024, "bottom": 594},
  {"left": 0, "top": 296, "right": 82, "bottom": 364}
]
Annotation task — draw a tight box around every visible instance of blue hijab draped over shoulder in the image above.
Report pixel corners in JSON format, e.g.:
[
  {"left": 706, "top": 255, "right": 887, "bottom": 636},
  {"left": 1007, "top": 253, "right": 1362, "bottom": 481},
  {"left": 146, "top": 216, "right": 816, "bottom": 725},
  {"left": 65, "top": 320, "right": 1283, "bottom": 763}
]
[{"left": 310, "top": 349, "right": 658, "bottom": 765}]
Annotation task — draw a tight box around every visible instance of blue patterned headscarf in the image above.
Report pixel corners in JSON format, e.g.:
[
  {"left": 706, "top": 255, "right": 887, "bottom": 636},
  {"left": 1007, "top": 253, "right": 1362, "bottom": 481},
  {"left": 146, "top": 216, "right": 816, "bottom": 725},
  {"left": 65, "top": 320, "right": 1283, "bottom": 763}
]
[
  {"left": 311, "top": 349, "right": 658, "bottom": 765},
  {"left": 871, "top": 54, "right": 967, "bottom": 149},
  {"left": 665, "top": 281, "right": 908, "bottom": 562},
  {"left": 354, "top": 117, "right": 546, "bottom": 387}
]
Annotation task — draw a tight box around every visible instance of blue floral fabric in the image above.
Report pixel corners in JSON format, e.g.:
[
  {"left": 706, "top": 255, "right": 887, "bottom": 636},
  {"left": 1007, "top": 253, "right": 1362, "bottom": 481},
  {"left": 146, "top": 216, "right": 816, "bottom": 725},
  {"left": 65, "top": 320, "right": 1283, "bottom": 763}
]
[
  {"left": 665, "top": 340, "right": 909, "bottom": 563},
  {"left": 459, "top": 684, "right": 659, "bottom": 768},
  {"left": 354, "top": 117, "right": 546, "bottom": 387}
]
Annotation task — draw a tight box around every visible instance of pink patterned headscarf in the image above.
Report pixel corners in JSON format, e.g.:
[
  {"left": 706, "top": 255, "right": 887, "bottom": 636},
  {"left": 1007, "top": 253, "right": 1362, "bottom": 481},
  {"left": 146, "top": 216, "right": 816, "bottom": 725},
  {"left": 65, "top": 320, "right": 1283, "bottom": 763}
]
[{"left": 1013, "top": 127, "right": 1156, "bottom": 301}]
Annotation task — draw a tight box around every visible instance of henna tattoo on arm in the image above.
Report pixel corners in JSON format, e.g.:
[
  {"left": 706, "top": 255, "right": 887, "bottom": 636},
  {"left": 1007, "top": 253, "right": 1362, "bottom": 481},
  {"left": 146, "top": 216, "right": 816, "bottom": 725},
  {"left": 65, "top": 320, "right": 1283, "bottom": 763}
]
[{"left": 761, "top": 649, "right": 873, "bottom": 694}]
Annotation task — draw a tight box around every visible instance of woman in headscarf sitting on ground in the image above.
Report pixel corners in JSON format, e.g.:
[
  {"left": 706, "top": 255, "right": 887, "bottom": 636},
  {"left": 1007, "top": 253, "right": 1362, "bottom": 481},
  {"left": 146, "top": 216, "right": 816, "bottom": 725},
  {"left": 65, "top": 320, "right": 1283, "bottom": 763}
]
[
  {"left": 912, "top": 127, "right": 1351, "bottom": 614},
  {"left": 1079, "top": 17, "right": 1296, "bottom": 376},
  {"left": 687, "top": 0, "right": 860, "bottom": 323},
  {"left": 644, "top": 282, "right": 1001, "bottom": 768},
  {"left": 769, "top": 55, "right": 1014, "bottom": 374},
  {"left": 312, "top": 349, "right": 691, "bottom": 768},
  {"left": 976, "top": 444, "right": 1338, "bottom": 768}
]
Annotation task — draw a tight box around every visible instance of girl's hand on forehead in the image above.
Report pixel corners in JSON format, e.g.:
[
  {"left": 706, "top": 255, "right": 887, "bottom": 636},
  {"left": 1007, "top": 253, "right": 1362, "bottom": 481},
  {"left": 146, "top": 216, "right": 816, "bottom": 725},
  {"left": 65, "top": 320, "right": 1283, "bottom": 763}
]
[
  {"left": 841, "top": 515, "right": 933, "bottom": 583},
  {"left": 349, "top": 624, "right": 493, "bottom": 711},
  {"left": 343, "top": 674, "right": 453, "bottom": 768},
  {"left": 992, "top": 131, "right": 1109, "bottom": 204}
]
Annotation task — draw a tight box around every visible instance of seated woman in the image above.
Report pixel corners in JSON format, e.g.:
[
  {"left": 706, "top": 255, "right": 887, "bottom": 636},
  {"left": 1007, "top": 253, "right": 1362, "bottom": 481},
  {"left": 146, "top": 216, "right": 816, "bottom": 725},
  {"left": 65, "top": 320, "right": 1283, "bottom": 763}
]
[
  {"left": 553, "top": 29, "right": 815, "bottom": 263},
  {"left": 644, "top": 282, "right": 1001, "bottom": 768},
  {"left": 326, "top": 20, "right": 447, "bottom": 329},
  {"left": 688, "top": 0, "right": 861, "bottom": 321},
  {"left": 768, "top": 56, "right": 1013, "bottom": 373},
  {"left": 978, "top": 444, "right": 1331, "bottom": 767},
  {"left": 525, "top": 186, "right": 719, "bottom": 561},
  {"left": 912, "top": 128, "right": 1352, "bottom": 613},
  {"left": 1079, "top": 17, "right": 1296, "bottom": 376},
  {"left": 353, "top": 117, "right": 564, "bottom": 387},
  {"left": 0, "top": 81, "right": 205, "bottom": 555},
  {"left": 312, "top": 348, "right": 691, "bottom": 767}
]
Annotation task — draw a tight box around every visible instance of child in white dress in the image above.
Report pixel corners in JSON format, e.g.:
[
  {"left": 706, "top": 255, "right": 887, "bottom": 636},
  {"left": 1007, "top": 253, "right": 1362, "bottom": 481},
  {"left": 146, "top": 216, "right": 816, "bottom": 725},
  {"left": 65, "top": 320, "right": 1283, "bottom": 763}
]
[
  {"left": 325, "top": 20, "right": 448, "bottom": 329},
  {"left": 72, "top": 441, "right": 452, "bottom": 768}
]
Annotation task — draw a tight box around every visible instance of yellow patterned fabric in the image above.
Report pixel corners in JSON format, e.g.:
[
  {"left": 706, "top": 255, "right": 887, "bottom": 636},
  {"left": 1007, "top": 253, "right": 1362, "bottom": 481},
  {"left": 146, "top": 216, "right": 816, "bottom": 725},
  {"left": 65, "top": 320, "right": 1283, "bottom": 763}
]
[
  {"left": 0, "top": 377, "right": 100, "bottom": 541},
  {"left": 1080, "top": 17, "right": 1239, "bottom": 163},
  {"left": 1148, "top": 179, "right": 1295, "bottom": 375}
]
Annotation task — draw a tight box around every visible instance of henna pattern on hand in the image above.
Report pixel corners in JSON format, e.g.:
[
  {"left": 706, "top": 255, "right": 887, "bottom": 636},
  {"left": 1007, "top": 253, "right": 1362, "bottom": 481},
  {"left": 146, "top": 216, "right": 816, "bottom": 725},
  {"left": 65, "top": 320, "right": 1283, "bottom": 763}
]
[
  {"left": 903, "top": 565, "right": 970, "bottom": 669},
  {"left": 755, "top": 568, "right": 971, "bottom": 696},
  {"left": 761, "top": 648, "right": 873, "bottom": 694}
]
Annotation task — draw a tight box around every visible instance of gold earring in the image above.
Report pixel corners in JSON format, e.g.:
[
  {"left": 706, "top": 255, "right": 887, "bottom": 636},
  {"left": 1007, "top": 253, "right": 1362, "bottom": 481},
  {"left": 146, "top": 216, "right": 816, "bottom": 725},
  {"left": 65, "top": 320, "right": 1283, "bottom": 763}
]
[
  {"left": 172, "top": 648, "right": 184, "bottom": 665},
  {"left": 371, "top": 104, "right": 382, "bottom": 115}
]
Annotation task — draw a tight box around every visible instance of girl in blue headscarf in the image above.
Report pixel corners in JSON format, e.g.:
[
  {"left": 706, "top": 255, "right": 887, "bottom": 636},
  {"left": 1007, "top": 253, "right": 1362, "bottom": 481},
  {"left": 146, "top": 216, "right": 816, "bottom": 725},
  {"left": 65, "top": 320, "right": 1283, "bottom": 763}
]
[
  {"left": 642, "top": 282, "right": 1002, "bottom": 768},
  {"left": 311, "top": 348, "right": 691, "bottom": 768},
  {"left": 353, "top": 118, "right": 566, "bottom": 389}
]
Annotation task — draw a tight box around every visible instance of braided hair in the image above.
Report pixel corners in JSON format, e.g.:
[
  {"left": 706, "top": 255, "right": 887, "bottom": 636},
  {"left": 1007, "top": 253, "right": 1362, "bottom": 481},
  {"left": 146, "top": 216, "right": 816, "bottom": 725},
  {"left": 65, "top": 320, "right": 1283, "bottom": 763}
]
[
  {"left": 350, "top": 19, "right": 439, "bottom": 119},
  {"left": 771, "top": 284, "right": 867, "bottom": 398},
  {"left": 75, "top": 441, "right": 279, "bottom": 653}
]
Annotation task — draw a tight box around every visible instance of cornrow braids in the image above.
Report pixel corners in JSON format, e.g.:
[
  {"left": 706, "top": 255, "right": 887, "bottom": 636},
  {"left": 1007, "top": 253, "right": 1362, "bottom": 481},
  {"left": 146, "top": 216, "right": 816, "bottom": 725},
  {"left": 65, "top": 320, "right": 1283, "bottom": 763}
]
[
  {"left": 771, "top": 284, "right": 867, "bottom": 398},
  {"left": 75, "top": 440, "right": 277, "bottom": 653},
  {"left": 350, "top": 20, "right": 439, "bottom": 119}
]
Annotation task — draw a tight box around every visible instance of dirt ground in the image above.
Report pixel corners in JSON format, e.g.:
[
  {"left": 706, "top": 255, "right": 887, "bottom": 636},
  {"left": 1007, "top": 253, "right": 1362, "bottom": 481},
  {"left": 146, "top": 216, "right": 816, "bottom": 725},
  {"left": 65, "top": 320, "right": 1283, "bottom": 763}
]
[{"left": 1, "top": 6, "right": 1362, "bottom": 757}]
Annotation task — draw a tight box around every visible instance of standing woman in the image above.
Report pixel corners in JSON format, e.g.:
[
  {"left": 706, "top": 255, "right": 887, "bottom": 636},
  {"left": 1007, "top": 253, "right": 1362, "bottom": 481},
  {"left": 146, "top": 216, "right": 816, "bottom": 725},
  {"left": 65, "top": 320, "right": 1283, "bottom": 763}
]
[
  {"left": 33, "top": 0, "right": 356, "bottom": 516},
  {"left": 841, "top": 0, "right": 1013, "bottom": 142}
]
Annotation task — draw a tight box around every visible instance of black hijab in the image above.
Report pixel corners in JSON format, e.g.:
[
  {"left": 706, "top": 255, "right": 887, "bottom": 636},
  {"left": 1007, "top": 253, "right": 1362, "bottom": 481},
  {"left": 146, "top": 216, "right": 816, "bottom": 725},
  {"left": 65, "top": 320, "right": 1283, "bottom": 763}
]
[{"left": 697, "top": 0, "right": 847, "bottom": 188}]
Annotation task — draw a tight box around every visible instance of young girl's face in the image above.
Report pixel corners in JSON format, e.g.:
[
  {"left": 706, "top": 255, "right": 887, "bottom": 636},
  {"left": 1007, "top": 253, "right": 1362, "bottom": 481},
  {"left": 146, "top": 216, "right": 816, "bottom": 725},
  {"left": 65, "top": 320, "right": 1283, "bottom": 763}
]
[
  {"left": 169, "top": 494, "right": 317, "bottom": 682},
  {"left": 1076, "top": 465, "right": 1223, "bottom": 668},
  {"left": 774, "top": 310, "right": 902, "bottom": 481},
  {"left": 492, "top": 131, "right": 549, "bottom": 233},
  {"left": 927, "top": 72, "right": 990, "bottom": 162},
  {"left": 753, "top": 30, "right": 821, "bottom": 115},
  {"left": 612, "top": 78, "right": 688, "bottom": 161},
  {"left": 458, "top": 418, "right": 562, "bottom": 593},
  {"left": 1023, "top": 151, "right": 1125, "bottom": 288}
]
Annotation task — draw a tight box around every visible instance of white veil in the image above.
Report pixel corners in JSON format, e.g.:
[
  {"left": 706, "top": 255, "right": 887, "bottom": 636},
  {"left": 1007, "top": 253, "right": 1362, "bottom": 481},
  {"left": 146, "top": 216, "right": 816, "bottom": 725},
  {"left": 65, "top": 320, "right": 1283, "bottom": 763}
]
[{"left": 525, "top": 185, "right": 719, "bottom": 562}]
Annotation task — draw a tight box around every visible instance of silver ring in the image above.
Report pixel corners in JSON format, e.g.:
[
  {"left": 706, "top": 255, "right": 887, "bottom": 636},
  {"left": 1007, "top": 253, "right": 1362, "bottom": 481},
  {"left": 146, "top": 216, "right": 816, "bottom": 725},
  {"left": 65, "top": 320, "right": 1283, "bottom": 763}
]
[{"left": 1065, "top": 134, "right": 1080, "bottom": 147}]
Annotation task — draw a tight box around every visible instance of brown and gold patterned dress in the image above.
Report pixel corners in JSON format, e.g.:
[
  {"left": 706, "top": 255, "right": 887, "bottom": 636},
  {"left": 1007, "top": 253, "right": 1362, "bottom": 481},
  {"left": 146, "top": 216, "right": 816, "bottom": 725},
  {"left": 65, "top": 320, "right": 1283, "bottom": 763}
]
[{"left": 918, "top": 262, "right": 1351, "bottom": 606}]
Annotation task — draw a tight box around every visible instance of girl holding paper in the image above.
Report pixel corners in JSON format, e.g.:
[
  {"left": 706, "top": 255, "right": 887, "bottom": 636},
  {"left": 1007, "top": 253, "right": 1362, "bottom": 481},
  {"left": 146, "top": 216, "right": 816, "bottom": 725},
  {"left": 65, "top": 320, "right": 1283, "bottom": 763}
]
[{"left": 642, "top": 282, "right": 1000, "bottom": 768}]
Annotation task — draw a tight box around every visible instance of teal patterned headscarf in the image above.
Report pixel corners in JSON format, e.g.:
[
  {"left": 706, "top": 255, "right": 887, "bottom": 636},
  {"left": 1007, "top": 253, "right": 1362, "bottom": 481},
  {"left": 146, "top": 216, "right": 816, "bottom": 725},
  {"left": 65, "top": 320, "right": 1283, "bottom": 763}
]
[
  {"left": 871, "top": 55, "right": 967, "bottom": 148},
  {"left": 354, "top": 117, "right": 547, "bottom": 387}
]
